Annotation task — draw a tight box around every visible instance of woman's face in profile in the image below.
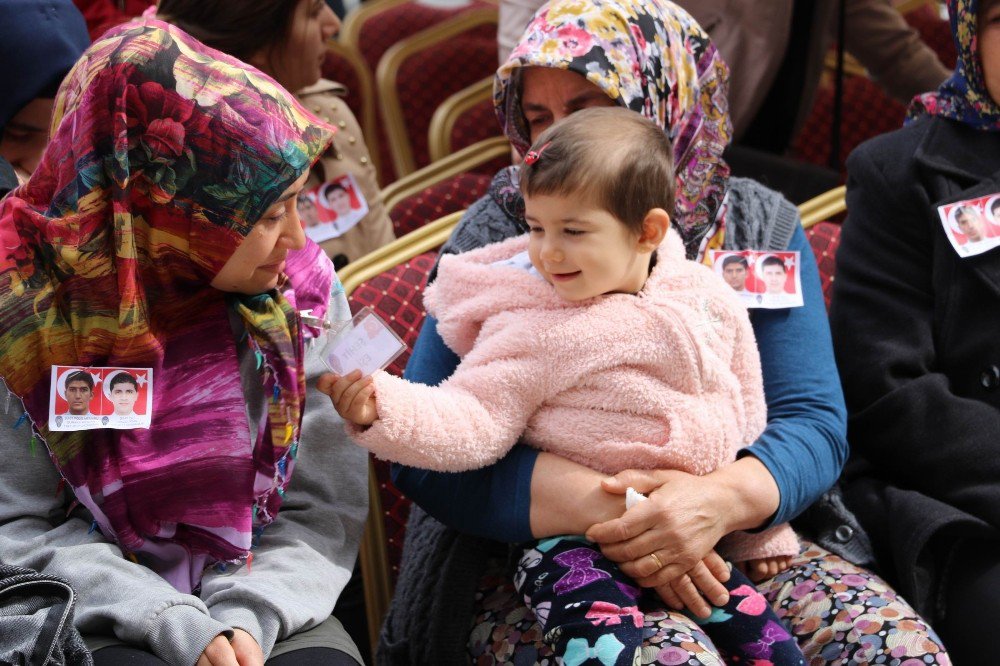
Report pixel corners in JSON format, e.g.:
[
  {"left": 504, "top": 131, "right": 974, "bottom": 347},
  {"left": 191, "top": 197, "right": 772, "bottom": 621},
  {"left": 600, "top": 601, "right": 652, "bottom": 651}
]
[
  {"left": 211, "top": 172, "right": 309, "bottom": 294},
  {"left": 981, "top": 0, "right": 1000, "bottom": 105},
  {"left": 256, "top": 0, "right": 340, "bottom": 93},
  {"left": 520, "top": 67, "right": 616, "bottom": 142}
]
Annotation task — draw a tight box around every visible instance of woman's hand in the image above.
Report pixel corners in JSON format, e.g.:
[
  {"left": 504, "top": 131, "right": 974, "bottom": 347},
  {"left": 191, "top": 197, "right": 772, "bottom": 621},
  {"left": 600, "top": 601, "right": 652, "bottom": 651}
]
[
  {"left": 585, "top": 457, "right": 780, "bottom": 588},
  {"left": 197, "top": 630, "right": 263, "bottom": 666},
  {"left": 318, "top": 370, "right": 377, "bottom": 425},
  {"left": 654, "top": 551, "right": 730, "bottom": 618}
]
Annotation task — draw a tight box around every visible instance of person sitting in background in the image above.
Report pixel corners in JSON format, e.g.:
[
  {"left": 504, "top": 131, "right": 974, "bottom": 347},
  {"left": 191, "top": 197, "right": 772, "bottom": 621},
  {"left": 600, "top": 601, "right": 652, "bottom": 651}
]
[
  {"left": 157, "top": 0, "right": 395, "bottom": 270},
  {"left": 0, "top": 0, "right": 88, "bottom": 184},
  {"left": 831, "top": 0, "right": 1000, "bottom": 660}
]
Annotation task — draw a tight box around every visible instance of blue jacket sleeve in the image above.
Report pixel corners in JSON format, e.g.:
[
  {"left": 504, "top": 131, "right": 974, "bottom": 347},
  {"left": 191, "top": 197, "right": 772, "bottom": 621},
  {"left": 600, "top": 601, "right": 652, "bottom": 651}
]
[
  {"left": 390, "top": 315, "right": 537, "bottom": 542},
  {"left": 742, "top": 225, "right": 848, "bottom": 526}
]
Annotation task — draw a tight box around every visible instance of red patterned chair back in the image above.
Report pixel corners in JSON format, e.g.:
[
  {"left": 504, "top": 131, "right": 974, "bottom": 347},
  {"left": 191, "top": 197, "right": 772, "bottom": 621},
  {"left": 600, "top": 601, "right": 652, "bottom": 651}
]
[
  {"left": 381, "top": 135, "right": 511, "bottom": 235},
  {"left": 790, "top": 76, "right": 906, "bottom": 172},
  {"left": 377, "top": 9, "right": 499, "bottom": 177},
  {"left": 341, "top": 0, "right": 496, "bottom": 184},
  {"left": 798, "top": 186, "right": 846, "bottom": 311},
  {"left": 337, "top": 211, "right": 463, "bottom": 655},
  {"left": 428, "top": 77, "right": 504, "bottom": 161}
]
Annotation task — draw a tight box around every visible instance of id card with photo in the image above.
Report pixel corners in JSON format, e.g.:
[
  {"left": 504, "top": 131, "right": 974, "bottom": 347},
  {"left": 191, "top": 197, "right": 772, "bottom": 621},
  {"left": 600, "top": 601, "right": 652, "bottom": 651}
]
[
  {"left": 937, "top": 193, "right": 1000, "bottom": 257},
  {"left": 319, "top": 307, "right": 406, "bottom": 378},
  {"left": 298, "top": 173, "right": 369, "bottom": 243},
  {"left": 49, "top": 366, "right": 153, "bottom": 431},
  {"left": 708, "top": 249, "right": 804, "bottom": 309}
]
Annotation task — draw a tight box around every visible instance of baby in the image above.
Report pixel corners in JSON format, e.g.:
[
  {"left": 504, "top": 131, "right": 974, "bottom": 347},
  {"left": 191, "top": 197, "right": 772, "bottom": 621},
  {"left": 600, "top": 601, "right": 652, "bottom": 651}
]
[{"left": 322, "top": 107, "right": 804, "bottom": 665}]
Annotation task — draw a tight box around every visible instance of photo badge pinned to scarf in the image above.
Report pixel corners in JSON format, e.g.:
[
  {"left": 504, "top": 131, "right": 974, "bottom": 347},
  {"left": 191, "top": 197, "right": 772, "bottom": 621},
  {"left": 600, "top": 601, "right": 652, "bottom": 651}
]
[
  {"left": 938, "top": 194, "right": 1000, "bottom": 257},
  {"left": 297, "top": 173, "right": 369, "bottom": 244},
  {"left": 318, "top": 307, "right": 406, "bottom": 378},
  {"left": 708, "top": 250, "right": 803, "bottom": 309},
  {"left": 49, "top": 366, "right": 153, "bottom": 431}
]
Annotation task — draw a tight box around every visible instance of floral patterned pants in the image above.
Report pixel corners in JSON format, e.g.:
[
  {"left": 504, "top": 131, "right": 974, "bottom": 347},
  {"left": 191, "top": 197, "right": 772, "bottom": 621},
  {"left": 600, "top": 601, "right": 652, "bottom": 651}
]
[{"left": 469, "top": 541, "right": 951, "bottom": 665}]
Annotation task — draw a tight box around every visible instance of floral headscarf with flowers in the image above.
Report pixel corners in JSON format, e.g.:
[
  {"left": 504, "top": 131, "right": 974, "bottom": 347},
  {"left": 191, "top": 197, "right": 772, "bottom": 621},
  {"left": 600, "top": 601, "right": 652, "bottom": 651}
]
[
  {"left": 495, "top": 0, "right": 732, "bottom": 259},
  {"left": 908, "top": 0, "right": 1000, "bottom": 129},
  {"left": 0, "top": 17, "right": 335, "bottom": 592}
]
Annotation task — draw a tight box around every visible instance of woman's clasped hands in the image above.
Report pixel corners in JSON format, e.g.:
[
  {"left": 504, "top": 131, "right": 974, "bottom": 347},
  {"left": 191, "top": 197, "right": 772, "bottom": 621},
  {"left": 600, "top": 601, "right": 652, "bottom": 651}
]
[{"left": 586, "top": 466, "right": 784, "bottom": 618}]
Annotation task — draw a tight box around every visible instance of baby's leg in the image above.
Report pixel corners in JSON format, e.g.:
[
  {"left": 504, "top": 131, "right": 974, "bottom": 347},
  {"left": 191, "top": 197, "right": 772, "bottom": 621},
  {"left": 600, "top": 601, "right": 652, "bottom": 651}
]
[
  {"left": 695, "top": 565, "right": 806, "bottom": 665},
  {"left": 514, "top": 536, "right": 643, "bottom": 666}
]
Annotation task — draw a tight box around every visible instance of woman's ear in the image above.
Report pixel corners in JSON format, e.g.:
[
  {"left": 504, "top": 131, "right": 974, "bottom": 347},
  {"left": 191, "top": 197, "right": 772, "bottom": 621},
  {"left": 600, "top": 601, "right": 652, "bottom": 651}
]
[{"left": 638, "top": 208, "right": 670, "bottom": 250}]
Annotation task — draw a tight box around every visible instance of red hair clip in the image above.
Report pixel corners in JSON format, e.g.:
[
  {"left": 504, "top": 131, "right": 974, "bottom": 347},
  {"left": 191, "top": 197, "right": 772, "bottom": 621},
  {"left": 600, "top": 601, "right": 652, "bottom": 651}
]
[{"left": 523, "top": 141, "right": 551, "bottom": 165}]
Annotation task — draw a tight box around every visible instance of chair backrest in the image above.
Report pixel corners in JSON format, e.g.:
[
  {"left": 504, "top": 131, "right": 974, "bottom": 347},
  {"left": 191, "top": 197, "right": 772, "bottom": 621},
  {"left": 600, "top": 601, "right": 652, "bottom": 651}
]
[
  {"left": 790, "top": 75, "right": 906, "bottom": 171},
  {"left": 381, "top": 135, "right": 510, "bottom": 235},
  {"left": 376, "top": 9, "right": 499, "bottom": 177},
  {"left": 341, "top": 0, "right": 496, "bottom": 184},
  {"left": 428, "top": 76, "right": 501, "bottom": 162},
  {"left": 322, "top": 39, "right": 381, "bottom": 176},
  {"left": 798, "top": 186, "right": 846, "bottom": 310},
  {"left": 341, "top": 211, "right": 464, "bottom": 655}
]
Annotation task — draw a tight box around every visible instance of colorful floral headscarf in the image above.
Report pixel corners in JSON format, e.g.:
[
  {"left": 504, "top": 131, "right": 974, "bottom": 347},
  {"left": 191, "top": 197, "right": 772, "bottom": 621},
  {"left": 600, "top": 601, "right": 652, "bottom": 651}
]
[
  {"left": 495, "top": 0, "right": 732, "bottom": 259},
  {"left": 0, "top": 17, "right": 335, "bottom": 592},
  {"left": 908, "top": 0, "right": 1000, "bottom": 129}
]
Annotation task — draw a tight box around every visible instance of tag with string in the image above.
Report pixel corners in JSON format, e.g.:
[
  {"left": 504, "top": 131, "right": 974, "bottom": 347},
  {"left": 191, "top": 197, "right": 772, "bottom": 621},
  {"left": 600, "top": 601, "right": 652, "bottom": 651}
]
[{"left": 318, "top": 307, "right": 406, "bottom": 377}]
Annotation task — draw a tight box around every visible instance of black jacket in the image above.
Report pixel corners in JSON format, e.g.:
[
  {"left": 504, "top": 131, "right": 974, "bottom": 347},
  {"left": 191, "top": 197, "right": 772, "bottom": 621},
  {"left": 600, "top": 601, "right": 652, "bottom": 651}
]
[{"left": 831, "top": 115, "right": 1000, "bottom": 620}]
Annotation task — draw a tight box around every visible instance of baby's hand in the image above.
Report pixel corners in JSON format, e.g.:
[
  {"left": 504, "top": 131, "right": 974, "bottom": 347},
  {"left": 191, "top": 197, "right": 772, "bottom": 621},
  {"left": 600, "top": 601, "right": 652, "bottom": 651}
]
[
  {"left": 735, "top": 555, "right": 791, "bottom": 583},
  {"left": 318, "top": 370, "right": 378, "bottom": 426}
]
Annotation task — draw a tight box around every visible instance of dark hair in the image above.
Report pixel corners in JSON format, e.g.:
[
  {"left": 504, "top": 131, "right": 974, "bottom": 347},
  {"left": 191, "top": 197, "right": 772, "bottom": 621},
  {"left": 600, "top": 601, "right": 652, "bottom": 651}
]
[
  {"left": 992, "top": 199, "right": 1000, "bottom": 213},
  {"left": 66, "top": 370, "right": 94, "bottom": 390},
  {"left": 722, "top": 255, "right": 748, "bottom": 269},
  {"left": 157, "top": 0, "right": 301, "bottom": 64},
  {"left": 761, "top": 256, "right": 786, "bottom": 272},
  {"left": 955, "top": 205, "right": 979, "bottom": 222},
  {"left": 109, "top": 372, "right": 138, "bottom": 391},
  {"left": 520, "top": 107, "right": 674, "bottom": 236}
]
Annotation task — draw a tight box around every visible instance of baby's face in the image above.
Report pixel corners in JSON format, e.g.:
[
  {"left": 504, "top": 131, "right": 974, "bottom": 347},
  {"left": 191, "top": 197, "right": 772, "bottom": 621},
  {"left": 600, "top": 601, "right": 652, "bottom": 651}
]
[{"left": 525, "top": 194, "right": 646, "bottom": 301}]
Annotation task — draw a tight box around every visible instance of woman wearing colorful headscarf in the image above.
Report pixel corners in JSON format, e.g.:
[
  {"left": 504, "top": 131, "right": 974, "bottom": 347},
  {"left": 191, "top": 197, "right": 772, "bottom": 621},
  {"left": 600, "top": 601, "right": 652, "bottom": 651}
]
[
  {"left": 831, "top": 0, "right": 1000, "bottom": 660},
  {"left": 0, "top": 15, "right": 366, "bottom": 666},
  {"left": 378, "top": 0, "right": 950, "bottom": 662}
]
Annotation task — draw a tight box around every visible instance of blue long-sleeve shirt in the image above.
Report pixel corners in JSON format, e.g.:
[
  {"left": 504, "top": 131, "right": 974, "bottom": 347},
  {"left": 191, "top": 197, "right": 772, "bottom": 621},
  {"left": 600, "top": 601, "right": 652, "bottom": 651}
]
[{"left": 393, "top": 225, "right": 847, "bottom": 542}]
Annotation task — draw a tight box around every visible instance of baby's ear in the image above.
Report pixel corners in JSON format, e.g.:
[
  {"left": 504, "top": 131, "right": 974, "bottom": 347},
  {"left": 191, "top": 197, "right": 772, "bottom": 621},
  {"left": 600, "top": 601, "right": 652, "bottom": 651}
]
[{"left": 639, "top": 208, "right": 670, "bottom": 250}]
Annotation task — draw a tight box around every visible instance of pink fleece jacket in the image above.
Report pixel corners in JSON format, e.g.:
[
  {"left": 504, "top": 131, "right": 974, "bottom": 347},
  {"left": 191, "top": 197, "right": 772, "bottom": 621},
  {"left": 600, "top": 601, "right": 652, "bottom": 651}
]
[{"left": 348, "top": 231, "right": 798, "bottom": 560}]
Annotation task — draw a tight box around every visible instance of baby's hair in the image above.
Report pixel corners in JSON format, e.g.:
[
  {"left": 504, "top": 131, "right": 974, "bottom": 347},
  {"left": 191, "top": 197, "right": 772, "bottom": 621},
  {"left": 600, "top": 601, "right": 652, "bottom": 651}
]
[
  {"left": 761, "top": 256, "right": 786, "bottom": 272},
  {"left": 519, "top": 107, "right": 674, "bottom": 235}
]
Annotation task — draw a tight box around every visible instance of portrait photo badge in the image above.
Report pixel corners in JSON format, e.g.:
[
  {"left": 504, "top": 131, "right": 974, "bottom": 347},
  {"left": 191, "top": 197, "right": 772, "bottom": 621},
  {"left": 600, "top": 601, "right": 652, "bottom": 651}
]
[{"left": 49, "top": 366, "right": 153, "bottom": 431}]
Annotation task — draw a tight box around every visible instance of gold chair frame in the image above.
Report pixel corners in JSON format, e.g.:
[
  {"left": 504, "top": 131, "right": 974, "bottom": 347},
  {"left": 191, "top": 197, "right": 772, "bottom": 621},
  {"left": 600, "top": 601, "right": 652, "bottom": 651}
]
[
  {"left": 798, "top": 185, "right": 847, "bottom": 229},
  {"left": 325, "top": 38, "right": 383, "bottom": 177},
  {"left": 427, "top": 76, "right": 495, "bottom": 162},
  {"left": 339, "top": 0, "right": 410, "bottom": 57},
  {"left": 380, "top": 134, "right": 509, "bottom": 215},
  {"left": 376, "top": 8, "right": 499, "bottom": 178},
  {"left": 341, "top": 210, "right": 465, "bottom": 656}
]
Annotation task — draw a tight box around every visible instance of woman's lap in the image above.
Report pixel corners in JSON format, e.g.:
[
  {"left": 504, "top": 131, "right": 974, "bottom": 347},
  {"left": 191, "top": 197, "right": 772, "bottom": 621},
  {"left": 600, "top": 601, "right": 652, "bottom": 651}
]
[{"left": 468, "top": 541, "right": 950, "bottom": 665}]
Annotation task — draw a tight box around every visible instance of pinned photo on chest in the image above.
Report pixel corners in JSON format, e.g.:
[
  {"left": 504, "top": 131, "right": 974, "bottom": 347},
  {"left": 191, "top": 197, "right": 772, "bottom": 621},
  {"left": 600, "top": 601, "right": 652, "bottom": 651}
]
[
  {"left": 708, "top": 250, "right": 803, "bottom": 309},
  {"left": 49, "top": 366, "right": 153, "bottom": 431},
  {"left": 938, "top": 194, "right": 1000, "bottom": 257},
  {"left": 298, "top": 173, "right": 369, "bottom": 243}
]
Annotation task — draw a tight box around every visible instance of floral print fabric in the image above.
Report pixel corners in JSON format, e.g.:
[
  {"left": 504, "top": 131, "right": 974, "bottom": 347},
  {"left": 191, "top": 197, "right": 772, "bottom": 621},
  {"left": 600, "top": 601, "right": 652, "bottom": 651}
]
[
  {"left": 470, "top": 542, "right": 950, "bottom": 665},
  {"left": 908, "top": 0, "right": 1000, "bottom": 129},
  {"left": 494, "top": 0, "right": 732, "bottom": 259},
  {"left": 0, "top": 17, "right": 334, "bottom": 592}
]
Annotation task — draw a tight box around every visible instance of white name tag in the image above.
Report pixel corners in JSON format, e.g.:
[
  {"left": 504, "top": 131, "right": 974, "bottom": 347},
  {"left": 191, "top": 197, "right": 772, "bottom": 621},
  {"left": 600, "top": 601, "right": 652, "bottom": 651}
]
[
  {"left": 938, "top": 194, "right": 1000, "bottom": 257},
  {"left": 708, "top": 250, "right": 804, "bottom": 309},
  {"left": 49, "top": 366, "right": 153, "bottom": 431},
  {"left": 319, "top": 307, "right": 406, "bottom": 378}
]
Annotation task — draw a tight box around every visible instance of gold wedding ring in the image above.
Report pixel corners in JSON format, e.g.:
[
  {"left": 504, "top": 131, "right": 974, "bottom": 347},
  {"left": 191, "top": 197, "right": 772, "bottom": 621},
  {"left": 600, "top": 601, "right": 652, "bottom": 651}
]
[{"left": 648, "top": 552, "right": 664, "bottom": 571}]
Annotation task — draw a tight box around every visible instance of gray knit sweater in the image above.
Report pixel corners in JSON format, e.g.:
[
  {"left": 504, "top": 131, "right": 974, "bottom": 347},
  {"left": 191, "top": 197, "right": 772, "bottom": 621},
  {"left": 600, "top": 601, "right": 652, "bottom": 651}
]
[{"left": 0, "top": 295, "right": 368, "bottom": 666}]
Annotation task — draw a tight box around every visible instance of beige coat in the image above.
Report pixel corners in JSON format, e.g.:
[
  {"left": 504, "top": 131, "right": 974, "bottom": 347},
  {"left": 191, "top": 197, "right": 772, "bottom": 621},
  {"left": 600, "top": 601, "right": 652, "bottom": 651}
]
[{"left": 298, "top": 80, "right": 395, "bottom": 267}]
